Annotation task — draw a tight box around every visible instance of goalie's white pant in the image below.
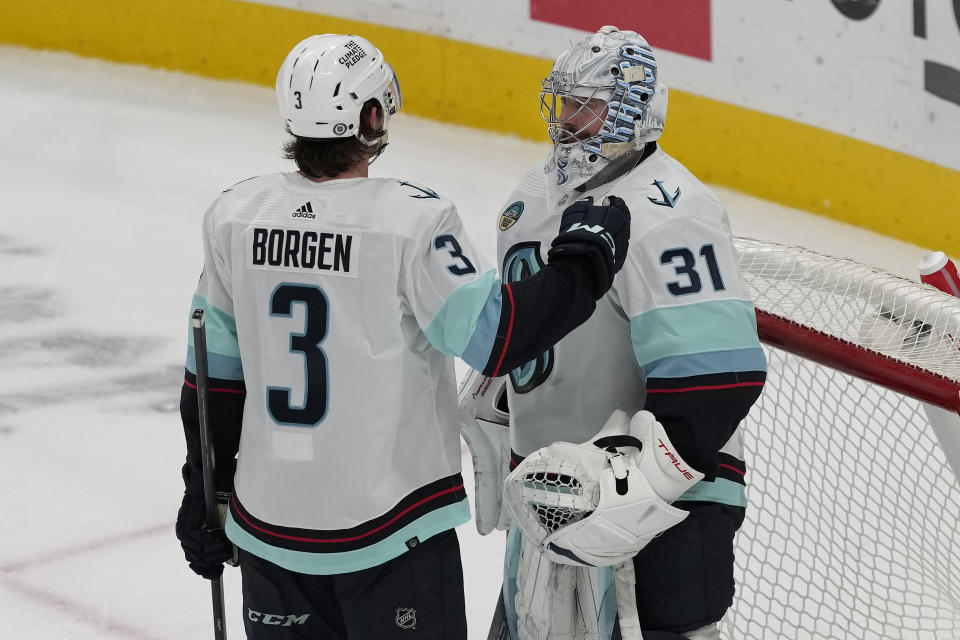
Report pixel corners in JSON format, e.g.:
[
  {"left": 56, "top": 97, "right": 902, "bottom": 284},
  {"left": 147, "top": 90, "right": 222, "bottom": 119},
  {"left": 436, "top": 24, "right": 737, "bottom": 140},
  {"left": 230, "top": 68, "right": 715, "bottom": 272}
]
[{"left": 505, "top": 527, "right": 640, "bottom": 640}]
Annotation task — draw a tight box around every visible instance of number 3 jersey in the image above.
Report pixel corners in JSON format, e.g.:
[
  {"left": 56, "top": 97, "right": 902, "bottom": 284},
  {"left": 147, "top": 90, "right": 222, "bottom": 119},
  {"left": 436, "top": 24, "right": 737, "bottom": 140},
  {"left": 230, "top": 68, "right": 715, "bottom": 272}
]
[
  {"left": 497, "top": 146, "right": 767, "bottom": 507},
  {"left": 182, "top": 172, "right": 509, "bottom": 575}
]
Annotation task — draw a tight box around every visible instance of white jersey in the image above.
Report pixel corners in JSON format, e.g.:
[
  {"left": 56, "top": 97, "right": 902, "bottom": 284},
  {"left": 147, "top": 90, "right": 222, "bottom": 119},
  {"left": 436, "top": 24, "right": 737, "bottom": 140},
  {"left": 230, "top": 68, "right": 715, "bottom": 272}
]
[
  {"left": 187, "top": 172, "right": 503, "bottom": 574},
  {"left": 497, "top": 147, "right": 766, "bottom": 506}
]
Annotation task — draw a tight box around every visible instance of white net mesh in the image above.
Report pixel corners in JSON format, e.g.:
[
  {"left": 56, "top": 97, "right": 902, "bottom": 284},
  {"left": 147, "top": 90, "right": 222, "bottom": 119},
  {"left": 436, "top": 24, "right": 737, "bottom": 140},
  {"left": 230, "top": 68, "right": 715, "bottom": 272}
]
[
  {"left": 505, "top": 452, "right": 600, "bottom": 540},
  {"left": 724, "top": 239, "right": 960, "bottom": 639},
  {"left": 736, "top": 238, "right": 960, "bottom": 379}
]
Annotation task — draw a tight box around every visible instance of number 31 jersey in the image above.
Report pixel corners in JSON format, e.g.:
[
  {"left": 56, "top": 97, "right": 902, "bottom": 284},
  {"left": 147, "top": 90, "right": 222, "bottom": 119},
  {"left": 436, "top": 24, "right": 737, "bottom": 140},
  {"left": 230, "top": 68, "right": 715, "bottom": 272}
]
[
  {"left": 185, "top": 172, "right": 501, "bottom": 575},
  {"left": 497, "top": 146, "right": 766, "bottom": 506}
]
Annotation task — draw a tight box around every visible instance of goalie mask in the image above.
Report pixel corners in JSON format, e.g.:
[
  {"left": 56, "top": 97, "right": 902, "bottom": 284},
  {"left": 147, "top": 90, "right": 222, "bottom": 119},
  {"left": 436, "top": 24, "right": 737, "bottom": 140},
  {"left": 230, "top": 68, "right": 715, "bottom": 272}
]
[
  {"left": 503, "top": 410, "right": 703, "bottom": 567},
  {"left": 276, "top": 34, "right": 402, "bottom": 145},
  {"left": 540, "top": 26, "right": 668, "bottom": 193}
]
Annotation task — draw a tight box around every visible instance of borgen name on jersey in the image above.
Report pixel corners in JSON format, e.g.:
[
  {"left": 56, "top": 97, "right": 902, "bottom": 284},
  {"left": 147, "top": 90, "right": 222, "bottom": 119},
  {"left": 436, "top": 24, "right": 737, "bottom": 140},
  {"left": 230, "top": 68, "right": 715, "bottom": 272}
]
[{"left": 250, "top": 226, "right": 358, "bottom": 276}]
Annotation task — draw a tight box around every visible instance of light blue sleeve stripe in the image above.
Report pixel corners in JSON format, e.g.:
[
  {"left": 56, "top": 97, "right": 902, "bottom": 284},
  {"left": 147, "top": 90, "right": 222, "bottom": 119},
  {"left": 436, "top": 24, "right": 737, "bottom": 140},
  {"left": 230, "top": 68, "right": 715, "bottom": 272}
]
[
  {"left": 460, "top": 280, "right": 503, "bottom": 371},
  {"left": 185, "top": 346, "right": 244, "bottom": 380},
  {"left": 643, "top": 347, "right": 767, "bottom": 378},
  {"left": 224, "top": 499, "right": 470, "bottom": 575},
  {"left": 187, "top": 293, "right": 241, "bottom": 358},
  {"left": 675, "top": 478, "right": 747, "bottom": 507},
  {"left": 424, "top": 269, "right": 501, "bottom": 365},
  {"left": 630, "top": 299, "right": 761, "bottom": 368}
]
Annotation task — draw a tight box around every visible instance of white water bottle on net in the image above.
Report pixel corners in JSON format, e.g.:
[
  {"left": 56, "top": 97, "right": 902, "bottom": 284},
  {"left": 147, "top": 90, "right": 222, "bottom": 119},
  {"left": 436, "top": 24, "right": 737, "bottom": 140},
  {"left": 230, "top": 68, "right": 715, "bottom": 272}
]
[{"left": 725, "top": 238, "right": 960, "bottom": 640}]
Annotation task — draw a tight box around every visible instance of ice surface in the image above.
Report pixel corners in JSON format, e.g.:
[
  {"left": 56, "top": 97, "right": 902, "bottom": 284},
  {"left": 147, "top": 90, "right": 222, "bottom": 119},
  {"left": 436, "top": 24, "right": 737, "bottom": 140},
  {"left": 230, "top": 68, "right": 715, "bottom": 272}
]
[{"left": 0, "top": 45, "right": 933, "bottom": 639}]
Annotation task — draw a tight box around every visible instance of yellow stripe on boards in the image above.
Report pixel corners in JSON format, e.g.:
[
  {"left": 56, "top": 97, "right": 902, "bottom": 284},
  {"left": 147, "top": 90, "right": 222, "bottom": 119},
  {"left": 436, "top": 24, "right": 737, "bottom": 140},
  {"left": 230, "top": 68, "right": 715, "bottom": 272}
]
[
  {"left": 0, "top": 0, "right": 552, "bottom": 140},
  {"left": 3, "top": 0, "right": 958, "bottom": 254},
  {"left": 663, "top": 93, "right": 960, "bottom": 254}
]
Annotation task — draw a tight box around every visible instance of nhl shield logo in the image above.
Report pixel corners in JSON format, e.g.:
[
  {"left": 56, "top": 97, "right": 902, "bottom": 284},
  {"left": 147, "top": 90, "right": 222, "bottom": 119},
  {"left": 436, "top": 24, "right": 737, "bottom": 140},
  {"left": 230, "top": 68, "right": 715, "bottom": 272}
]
[
  {"left": 395, "top": 607, "right": 416, "bottom": 630},
  {"left": 499, "top": 201, "right": 524, "bottom": 231}
]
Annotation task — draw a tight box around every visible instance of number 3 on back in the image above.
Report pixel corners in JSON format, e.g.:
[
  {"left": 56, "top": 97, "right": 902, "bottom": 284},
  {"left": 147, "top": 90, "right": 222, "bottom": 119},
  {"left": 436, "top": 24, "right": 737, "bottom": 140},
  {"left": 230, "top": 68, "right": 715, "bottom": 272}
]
[{"left": 267, "top": 284, "right": 329, "bottom": 426}]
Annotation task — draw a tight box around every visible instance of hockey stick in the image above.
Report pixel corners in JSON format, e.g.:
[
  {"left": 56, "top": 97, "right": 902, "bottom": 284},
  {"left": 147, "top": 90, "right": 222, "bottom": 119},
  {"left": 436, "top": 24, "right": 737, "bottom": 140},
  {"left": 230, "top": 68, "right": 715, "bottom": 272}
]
[
  {"left": 486, "top": 585, "right": 508, "bottom": 640},
  {"left": 191, "top": 309, "right": 228, "bottom": 640}
]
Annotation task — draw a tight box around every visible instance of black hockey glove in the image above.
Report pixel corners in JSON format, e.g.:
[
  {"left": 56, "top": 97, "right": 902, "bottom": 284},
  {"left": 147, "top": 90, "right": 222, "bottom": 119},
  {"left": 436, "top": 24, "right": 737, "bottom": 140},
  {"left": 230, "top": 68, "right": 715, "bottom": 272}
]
[
  {"left": 547, "top": 196, "right": 631, "bottom": 298},
  {"left": 175, "top": 465, "right": 234, "bottom": 580}
]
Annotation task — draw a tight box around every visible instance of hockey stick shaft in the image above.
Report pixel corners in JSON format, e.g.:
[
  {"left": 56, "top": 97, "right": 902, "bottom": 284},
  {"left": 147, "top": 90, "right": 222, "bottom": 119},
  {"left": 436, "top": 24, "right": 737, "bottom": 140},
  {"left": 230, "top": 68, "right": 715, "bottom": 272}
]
[
  {"left": 486, "top": 584, "right": 508, "bottom": 640},
  {"left": 191, "top": 309, "right": 228, "bottom": 640}
]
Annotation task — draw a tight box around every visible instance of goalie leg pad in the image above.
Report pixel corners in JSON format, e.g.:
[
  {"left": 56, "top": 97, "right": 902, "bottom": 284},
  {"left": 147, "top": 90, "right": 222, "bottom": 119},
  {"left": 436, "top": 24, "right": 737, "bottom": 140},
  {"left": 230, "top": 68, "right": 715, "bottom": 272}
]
[
  {"left": 504, "top": 525, "right": 522, "bottom": 640},
  {"left": 684, "top": 624, "right": 721, "bottom": 640},
  {"left": 512, "top": 530, "right": 613, "bottom": 640},
  {"left": 515, "top": 531, "right": 579, "bottom": 640},
  {"left": 612, "top": 561, "right": 642, "bottom": 640}
]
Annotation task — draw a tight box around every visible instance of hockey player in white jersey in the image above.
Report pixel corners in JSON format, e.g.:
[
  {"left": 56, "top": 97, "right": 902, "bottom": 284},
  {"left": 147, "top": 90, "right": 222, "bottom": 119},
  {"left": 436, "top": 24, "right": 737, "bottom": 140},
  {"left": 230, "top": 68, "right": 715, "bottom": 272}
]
[
  {"left": 471, "top": 26, "right": 767, "bottom": 640},
  {"left": 174, "top": 34, "right": 631, "bottom": 639}
]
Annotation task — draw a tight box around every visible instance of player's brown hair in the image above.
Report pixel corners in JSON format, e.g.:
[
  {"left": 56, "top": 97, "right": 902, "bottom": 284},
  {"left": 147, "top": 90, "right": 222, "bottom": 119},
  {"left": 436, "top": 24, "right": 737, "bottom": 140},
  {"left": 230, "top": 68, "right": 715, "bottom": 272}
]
[{"left": 283, "top": 100, "right": 387, "bottom": 178}]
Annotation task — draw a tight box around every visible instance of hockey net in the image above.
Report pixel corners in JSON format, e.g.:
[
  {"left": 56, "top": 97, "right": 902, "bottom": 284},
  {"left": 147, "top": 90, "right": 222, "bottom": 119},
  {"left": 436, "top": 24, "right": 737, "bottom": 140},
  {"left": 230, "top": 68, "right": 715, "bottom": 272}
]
[{"left": 724, "top": 238, "right": 960, "bottom": 640}]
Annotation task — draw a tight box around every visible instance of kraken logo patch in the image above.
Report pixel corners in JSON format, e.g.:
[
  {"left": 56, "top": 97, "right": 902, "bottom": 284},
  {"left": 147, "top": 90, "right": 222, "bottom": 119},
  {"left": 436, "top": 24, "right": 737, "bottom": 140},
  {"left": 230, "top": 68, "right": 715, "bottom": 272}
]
[{"left": 499, "top": 201, "right": 525, "bottom": 231}]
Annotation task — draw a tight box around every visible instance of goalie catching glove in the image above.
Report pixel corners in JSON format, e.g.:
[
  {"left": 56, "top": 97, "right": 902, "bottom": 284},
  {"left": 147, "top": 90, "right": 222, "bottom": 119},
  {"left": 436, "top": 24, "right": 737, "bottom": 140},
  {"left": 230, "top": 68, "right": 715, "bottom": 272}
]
[
  {"left": 503, "top": 409, "right": 704, "bottom": 567},
  {"left": 458, "top": 369, "right": 512, "bottom": 535}
]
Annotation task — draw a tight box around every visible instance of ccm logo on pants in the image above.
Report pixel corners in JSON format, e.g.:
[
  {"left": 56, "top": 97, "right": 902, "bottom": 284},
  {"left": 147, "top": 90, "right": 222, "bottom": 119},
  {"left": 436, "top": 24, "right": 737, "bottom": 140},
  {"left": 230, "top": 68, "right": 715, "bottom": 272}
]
[{"left": 247, "top": 609, "right": 311, "bottom": 626}]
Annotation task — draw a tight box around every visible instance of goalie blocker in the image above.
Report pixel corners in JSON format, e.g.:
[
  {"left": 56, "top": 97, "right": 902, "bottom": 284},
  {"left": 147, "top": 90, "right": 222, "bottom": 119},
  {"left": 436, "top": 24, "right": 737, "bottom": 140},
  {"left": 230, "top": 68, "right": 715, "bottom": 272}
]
[{"left": 458, "top": 370, "right": 512, "bottom": 535}]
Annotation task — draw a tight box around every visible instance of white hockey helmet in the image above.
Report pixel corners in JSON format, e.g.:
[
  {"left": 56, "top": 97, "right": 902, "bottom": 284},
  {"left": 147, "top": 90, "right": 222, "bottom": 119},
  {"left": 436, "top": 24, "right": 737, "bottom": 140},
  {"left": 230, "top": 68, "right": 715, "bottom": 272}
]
[
  {"left": 276, "top": 34, "right": 402, "bottom": 141},
  {"left": 541, "top": 26, "right": 668, "bottom": 190},
  {"left": 503, "top": 410, "right": 702, "bottom": 567}
]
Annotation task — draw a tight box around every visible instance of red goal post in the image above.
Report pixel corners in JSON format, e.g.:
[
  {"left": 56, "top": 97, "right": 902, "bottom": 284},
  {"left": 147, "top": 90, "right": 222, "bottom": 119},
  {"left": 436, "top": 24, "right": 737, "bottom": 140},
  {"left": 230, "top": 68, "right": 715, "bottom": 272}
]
[{"left": 724, "top": 238, "right": 960, "bottom": 639}]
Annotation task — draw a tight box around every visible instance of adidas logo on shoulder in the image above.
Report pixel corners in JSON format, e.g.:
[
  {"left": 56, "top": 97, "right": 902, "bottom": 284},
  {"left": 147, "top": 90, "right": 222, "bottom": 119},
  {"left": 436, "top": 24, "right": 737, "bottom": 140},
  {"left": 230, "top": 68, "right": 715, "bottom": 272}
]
[{"left": 292, "top": 201, "right": 315, "bottom": 219}]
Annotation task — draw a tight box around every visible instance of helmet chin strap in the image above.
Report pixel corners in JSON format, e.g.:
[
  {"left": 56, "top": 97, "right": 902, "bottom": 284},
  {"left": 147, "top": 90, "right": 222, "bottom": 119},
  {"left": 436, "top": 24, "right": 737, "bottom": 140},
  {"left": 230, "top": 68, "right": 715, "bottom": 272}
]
[
  {"left": 358, "top": 131, "right": 389, "bottom": 164},
  {"left": 574, "top": 142, "right": 656, "bottom": 194},
  {"left": 358, "top": 129, "right": 387, "bottom": 146}
]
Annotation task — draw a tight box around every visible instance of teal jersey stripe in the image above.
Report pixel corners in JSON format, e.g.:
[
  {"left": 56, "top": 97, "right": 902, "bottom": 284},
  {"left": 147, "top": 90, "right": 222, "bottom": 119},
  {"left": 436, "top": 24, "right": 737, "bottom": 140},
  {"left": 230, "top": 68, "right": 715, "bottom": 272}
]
[
  {"left": 185, "top": 346, "right": 244, "bottom": 380},
  {"left": 643, "top": 347, "right": 767, "bottom": 379},
  {"left": 676, "top": 478, "right": 747, "bottom": 507},
  {"left": 630, "top": 299, "right": 760, "bottom": 368},
  {"left": 225, "top": 499, "right": 470, "bottom": 575},
  {"left": 187, "top": 293, "right": 241, "bottom": 358},
  {"left": 424, "top": 269, "right": 500, "bottom": 368}
]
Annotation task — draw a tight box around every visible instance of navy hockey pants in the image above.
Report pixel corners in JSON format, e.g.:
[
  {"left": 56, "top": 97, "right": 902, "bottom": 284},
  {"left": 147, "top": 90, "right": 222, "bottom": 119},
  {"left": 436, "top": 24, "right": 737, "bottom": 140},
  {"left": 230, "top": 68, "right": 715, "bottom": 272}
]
[{"left": 237, "top": 528, "right": 467, "bottom": 639}]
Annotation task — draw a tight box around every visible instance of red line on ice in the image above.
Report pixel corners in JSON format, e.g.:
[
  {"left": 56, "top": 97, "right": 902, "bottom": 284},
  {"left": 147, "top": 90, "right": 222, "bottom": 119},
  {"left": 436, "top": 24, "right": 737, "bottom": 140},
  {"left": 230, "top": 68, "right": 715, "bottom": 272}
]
[{"left": 0, "top": 524, "right": 170, "bottom": 640}]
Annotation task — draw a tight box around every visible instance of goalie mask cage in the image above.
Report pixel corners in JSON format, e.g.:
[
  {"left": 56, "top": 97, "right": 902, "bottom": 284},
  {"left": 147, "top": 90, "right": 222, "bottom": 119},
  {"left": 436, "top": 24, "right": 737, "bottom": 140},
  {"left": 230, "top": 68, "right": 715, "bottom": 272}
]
[{"left": 724, "top": 238, "right": 960, "bottom": 640}]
